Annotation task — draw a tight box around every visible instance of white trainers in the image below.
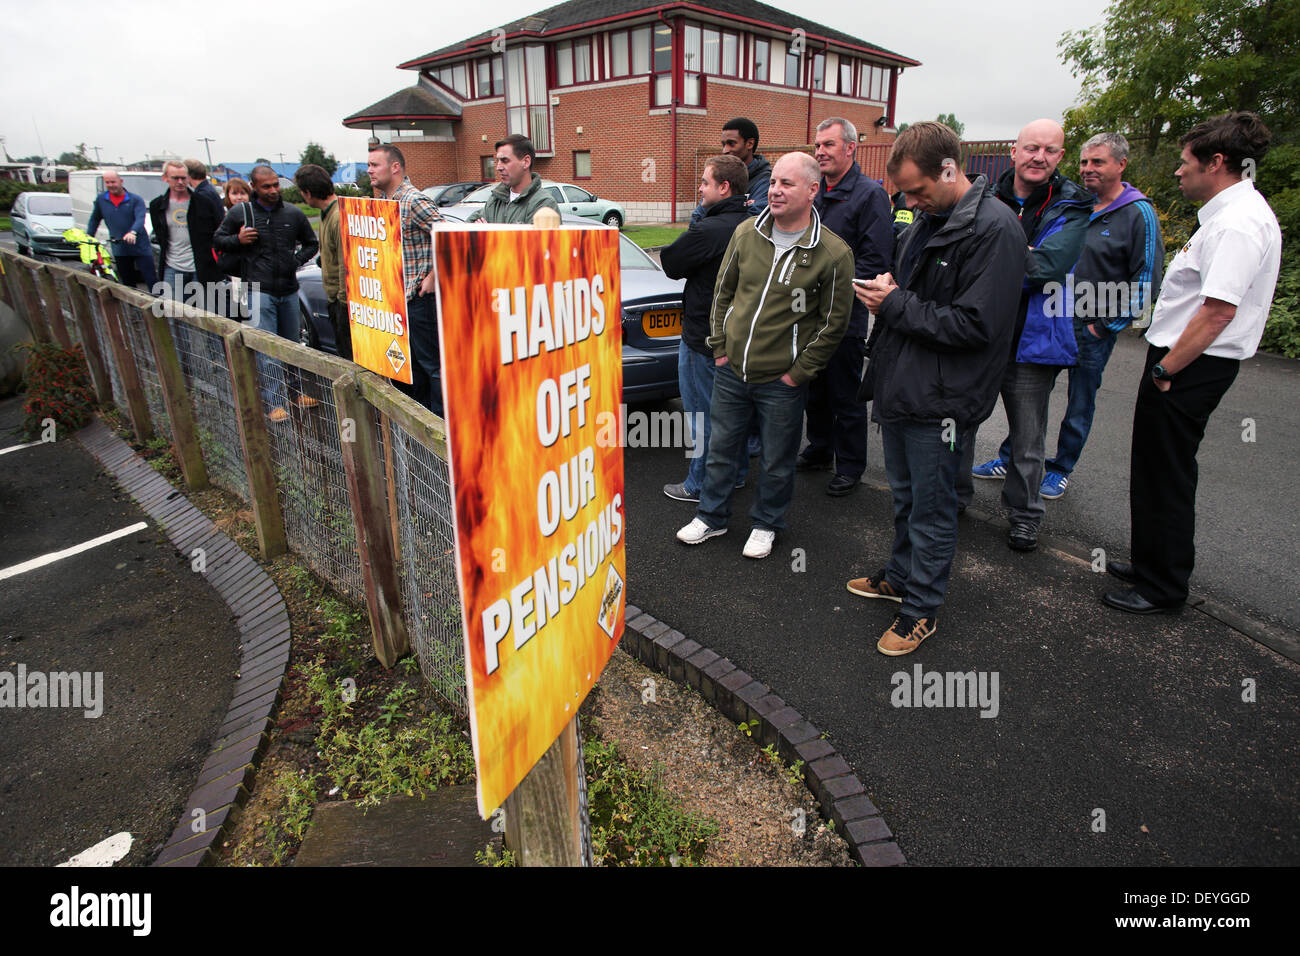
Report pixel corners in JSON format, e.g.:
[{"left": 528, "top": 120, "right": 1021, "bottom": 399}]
[
  {"left": 742, "top": 528, "right": 776, "bottom": 559},
  {"left": 677, "top": 517, "right": 727, "bottom": 545}
]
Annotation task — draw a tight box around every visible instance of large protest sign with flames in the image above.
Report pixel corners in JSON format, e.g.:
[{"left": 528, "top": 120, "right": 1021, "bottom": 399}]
[
  {"left": 337, "top": 196, "right": 412, "bottom": 384},
  {"left": 434, "top": 224, "right": 626, "bottom": 816}
]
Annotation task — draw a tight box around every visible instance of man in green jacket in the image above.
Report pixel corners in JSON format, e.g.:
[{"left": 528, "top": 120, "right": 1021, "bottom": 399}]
[
  {"left": 676, "top": 152, "right": 854, "bottom": 559},
  {"left": 467, "top": 134, "right": 561, "bottom": 224},
  {"left": 294, "top": 164, "right": 348, "bottom": 359}
]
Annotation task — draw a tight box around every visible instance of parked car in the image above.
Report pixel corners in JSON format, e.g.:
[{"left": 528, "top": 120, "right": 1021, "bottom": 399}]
[
  {"left": 10, "top": 191, "right": 78, "bottom": 259},
  {"left": 295, "top": 211, "right": 681, "bottom": 401},
  {"left": 459, "top": 180, "right": 626, "bottom": 229},
  {"left": 421, "top": 181, "right": 491, "bottom": 206}
]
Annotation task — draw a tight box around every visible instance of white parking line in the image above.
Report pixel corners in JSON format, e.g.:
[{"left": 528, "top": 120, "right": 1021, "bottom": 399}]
[
  {"left": 0, "top": 522, "right": 149, "bottom": 581},
  {"left": 0, "top": 440, "right": 45, "bottom": 456}
]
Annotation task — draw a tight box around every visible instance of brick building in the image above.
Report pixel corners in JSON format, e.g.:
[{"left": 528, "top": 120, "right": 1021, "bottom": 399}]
[{"left": 343, "top": 0, "right": 919, "bottom": 223}]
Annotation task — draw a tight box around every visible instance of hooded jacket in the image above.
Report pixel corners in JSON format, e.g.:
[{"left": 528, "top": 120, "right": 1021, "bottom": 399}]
[
  {"left": 467, "top": 172, "right": 560, "bottom": 224},
  {"left": 707, "top": 206, "right": 854, "bottom": 385},
  {"left": 1068, "top": 183, "right": 1164, "bottom": 334},
  {"left": 659, "top": 194, "right": 750, "bottom": 358},
  {"left": 991, "top": 168, "right": 1093, "bottom": 365},
  {"left": 863, "top": 176, "right": 1027, "bottom": 428},
  {"left": 86, "top": 190, "right": 150, "bottom": 260}
]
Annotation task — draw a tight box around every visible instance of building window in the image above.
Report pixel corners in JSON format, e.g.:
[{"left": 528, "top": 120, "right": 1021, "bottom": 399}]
[
  {"left": 632, "top": 25, "right": 651, "bottom": 74},
  {"left": 840, "top": 58, "right": 854, "bottom": 98},
  {"left": 785, "top": 46, "right": 802, "bottom": 87},
  {"left": 482, "top": 155, "right": 495, "bottom": 180},
  {"left": 574, "top": 38, "right": 591, "bottom": 83},
  {"left": 702, "top": 27, "right": 720, "bottom": 74},
  {"left": 610, "top": 29, "right": 629, "bottom": 76},
  {"left": 753, "top": 38, "right": 769, "bottom": 82},
  {"left": 556, "top": 41, "right": 574, "bottom": 87},
  {"left": 505, "top": 44, "right": 550, "bottom": 152},
  {"left": 574, "top": 151, "right": 592, "bottom": 179},
  {"left": 811, "top": 52, "right": 825, "bottom": 91},
  {"left": 722, "top": 32, "right": 738, "bottom": 76},
  {"left": 652, "top": 22, "right": 672, "bottom": 106}
]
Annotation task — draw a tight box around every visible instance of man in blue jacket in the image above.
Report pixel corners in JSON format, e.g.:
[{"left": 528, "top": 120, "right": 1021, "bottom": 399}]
[
  {"left": 86, "top": 170, "right": 156, "bottom": 289},
  {"left": 977, "top": 133, "right": 1164, "bottom": 500},
  {"left": 799, "top": 117, "right": 893, "bottom": 495},
  {"left": 968, "top": 119, "right": 1092, "bottom": 552},
  {"left": 660, "top": 155, "right": 752, "bottom": 502}
]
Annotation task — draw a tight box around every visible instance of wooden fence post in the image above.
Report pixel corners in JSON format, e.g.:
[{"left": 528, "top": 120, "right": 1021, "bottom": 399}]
[
  {"left": 97, "top": 288, "right": 153, "bottom": 443},
  {"left": 503, "top": 716, "right": 588, "bottom": 867},
  {"left": 66, "top": 277, "right": 113, "bottom": 405},
  {"left": 14, "top": 264, "right": 51, "bottom": 345},
  {"left": 35, "top": 266, "right": 74, "bottom": 350},
  {"left": 332, "top": 372, "right": 409, "bottom": 668},
  {"left": 222, "top": 327, "right": 287, "bottom": 560},
  {"left": 144, "top": 302, "right": 209, "bottom": 491}
]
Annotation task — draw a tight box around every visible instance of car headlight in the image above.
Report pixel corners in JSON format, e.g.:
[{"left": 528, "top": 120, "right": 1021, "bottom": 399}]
[{"left": 32, "top": 223, "right": 52, "bottom": 235}]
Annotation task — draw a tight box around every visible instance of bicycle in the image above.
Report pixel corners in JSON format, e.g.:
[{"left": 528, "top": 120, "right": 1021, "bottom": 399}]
[{"left": 61, "top": 227, "right": 119, "bottom": 282}]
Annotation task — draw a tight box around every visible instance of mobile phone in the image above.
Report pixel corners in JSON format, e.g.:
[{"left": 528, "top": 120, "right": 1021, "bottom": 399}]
[{"left": 852, "top": 278, "right": 872, "bottom": 287}]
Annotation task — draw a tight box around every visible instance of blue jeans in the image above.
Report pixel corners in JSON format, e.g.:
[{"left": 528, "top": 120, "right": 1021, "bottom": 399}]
[
  {"left": 162, "top": 267, "right": 195, "bottom": 301},
  {"left": 252, "top": 291, "right": 300, "bottom": 410},
  {"left": 996, "top": 330, "right": 1119, "bottom": 479},
  {"left": 678, "top": 342, "right": 748, "bottom": 494},
  {"left": 697, "top": 362, "right": 807, "bottom": 532},
  {"left": 881, "top": 420, "right": 965, "bottom": 619}
]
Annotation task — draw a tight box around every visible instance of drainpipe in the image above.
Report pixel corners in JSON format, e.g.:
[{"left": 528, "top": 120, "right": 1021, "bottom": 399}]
[{"left": 659, "top": 10, "right": 678, "bottom": 224}]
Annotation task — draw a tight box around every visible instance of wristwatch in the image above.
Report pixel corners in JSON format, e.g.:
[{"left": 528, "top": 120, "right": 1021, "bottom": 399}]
[{"left": 1151, "top": 363, "right": 1172, "bottom": 381}]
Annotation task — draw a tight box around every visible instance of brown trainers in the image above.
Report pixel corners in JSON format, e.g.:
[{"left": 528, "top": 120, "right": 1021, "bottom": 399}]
[
  {"left": 876, "top": 614, "right": 936, "bottom": 656},
  {"left": 294, "top": 394, "right": 320, "bottom": 409},
  {"left": 267, "top": 406, "right": 290, "bottom": 422},
  {"left": 847, "top": 569, "right": 903, "bottom": 602}
]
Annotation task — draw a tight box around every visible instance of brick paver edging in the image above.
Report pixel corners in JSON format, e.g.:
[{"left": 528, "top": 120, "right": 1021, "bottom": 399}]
[
  {"left": 620, "top": 602, "right": 906, "bottom": 867},
  {"left": 77, "top": 420, "right": 290, "bottom": 867}
]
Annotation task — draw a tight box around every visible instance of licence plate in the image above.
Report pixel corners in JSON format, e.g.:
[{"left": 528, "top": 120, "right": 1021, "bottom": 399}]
[{"left": 641, "top": 308, "right": 682, "bottom": 337}]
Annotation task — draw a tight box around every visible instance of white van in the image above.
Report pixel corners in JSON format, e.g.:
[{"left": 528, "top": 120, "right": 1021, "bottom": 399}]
[{"left": 68, "top": 169, "right": 169, "bottom": 241}]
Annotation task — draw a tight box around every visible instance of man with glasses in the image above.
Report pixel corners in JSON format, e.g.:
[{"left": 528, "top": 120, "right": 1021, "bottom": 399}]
[
  {"left": 965, "top": 119, "right": 1092, "bottom": 552},
  {"left": 149, "top": 160, "right": 223, "bottom": 302}
]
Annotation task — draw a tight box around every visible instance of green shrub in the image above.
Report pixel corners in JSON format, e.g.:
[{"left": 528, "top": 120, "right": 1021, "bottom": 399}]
[
  {"left": 18, "top": 342, "right": 96, "bottom": 439},
  {"left": 1260, "top": 265, "right": 1300, "bottom": 358},
  {"left": 0, "top": 180, "right": 67, "bottom": 213}
]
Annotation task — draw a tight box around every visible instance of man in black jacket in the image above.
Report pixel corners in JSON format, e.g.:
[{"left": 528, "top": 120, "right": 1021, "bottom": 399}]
[
  {"left": 213, "top": 164, "right": 318, "bottom": 419},
  {"left": 799, "top": 117, "right": 894, "bottom": 496},
  {"left": 149, "top": 159, "right": 226, "bottom": 305},
  {"left": 660, "top": 155, "right": 751, "bottom": 502},
  {"left": 850, "top": 122, "right": 1026, "bottom": 656}
]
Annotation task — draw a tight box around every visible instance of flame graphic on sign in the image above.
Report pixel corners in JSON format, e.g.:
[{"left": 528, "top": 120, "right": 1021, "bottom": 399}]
[{"left": 434, "top": 224, "right": 625, "bottom": 815}]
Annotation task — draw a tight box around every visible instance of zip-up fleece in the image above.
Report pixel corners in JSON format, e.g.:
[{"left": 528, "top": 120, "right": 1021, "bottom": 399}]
[
  {"left": 1070, "top": 183, "right": 1163, "bottom": 334},
  {"left": 466, "top": 172, "right": 560, "bottom": 224},
  {"left": 864, "top": 176, "right": 1027, "bottom": 428},
  {"left": 707, "top": 206, "right": 854, "bottom": 385}
]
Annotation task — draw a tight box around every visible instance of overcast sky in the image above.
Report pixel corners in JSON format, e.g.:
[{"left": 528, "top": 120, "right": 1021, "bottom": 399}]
[{"left": 1, "top": 0, "right": 1111, "bottom": 167}]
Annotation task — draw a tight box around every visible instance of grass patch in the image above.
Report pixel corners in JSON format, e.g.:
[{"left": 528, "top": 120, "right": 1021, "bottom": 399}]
[
  {"left": 624, "top": 224, "right": 687, "bottom": 249},
  {"left": 0, "top": 216, "right": 10, "bottom": 232},
  {"left": 584, "top": 732, "right": 719, "bottom": 866}
]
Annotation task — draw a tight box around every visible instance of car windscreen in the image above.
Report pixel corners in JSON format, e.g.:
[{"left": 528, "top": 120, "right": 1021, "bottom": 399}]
[
  {"left": 28, "top": 194, "right": 72, "bottom": 216},
  {"left": 462, "top": 184, "right": 495, "bottom": 203},
  {"left": 619, "top": 234, "right": 659, "bottom": 271}
]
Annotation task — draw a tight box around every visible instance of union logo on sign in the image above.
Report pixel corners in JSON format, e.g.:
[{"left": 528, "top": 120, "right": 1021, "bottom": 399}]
[{"left": 386, "top": 340, "right": 407, "bottom": 373}]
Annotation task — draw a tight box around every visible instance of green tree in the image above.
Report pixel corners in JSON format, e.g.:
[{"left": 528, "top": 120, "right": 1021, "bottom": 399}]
[
  {"left": 355, "top": 171, "right": 372, "bottom": 195},
  {"left": 57, "top": 144, "right": 94, "bottom": 169},
  {"left": 299, "top": 142, "right": 338, "bottom": 176},
  {"left": 894, "top": 114, "right": 965, "bottom": 137}
]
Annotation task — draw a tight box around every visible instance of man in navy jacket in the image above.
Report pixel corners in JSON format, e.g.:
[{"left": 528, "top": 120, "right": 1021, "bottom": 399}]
[
  {"left": 799, "top": 117, "right": 893, "bottom": 496},
  {"left": 86, "top": 170, "right": 156, "bottom": 289}
]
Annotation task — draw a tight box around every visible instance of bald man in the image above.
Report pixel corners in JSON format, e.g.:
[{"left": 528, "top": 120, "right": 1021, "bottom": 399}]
[
  {"left": 966, "top": 118, "right": 1093, "bottom": 552},
  {"left": 676, "top": 152, "right": 854, "bottom": 559},
  {"left": 86, "top": 170, "right": 156, "bottom": 289}
]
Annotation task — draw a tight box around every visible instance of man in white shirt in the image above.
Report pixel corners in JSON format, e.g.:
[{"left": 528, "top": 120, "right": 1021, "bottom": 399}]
[{"left": 1103, "top": 112, "right": 1282, "bottom": 614}]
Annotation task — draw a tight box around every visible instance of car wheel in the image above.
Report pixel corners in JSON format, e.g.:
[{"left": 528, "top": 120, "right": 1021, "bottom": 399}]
[
  {"left": 16, "top": 238, "right": 30, "bottom": 257},
  {"left": 602, "top": 211, "right": 623, "bottom": 229},
  {"left": 299, "top": 305, "right": 319, "bottom": 350}
]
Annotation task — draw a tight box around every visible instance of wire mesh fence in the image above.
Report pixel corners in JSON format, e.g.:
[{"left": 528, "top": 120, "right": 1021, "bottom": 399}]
[{"left": 2, "top": 250, "right": 467, "bottom": 713}]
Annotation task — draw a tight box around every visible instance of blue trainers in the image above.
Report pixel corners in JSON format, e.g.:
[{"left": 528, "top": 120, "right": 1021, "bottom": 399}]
[
  {"left": 971, "top": 457, "right": 1007, "bottom": 480},
  {"left": 1040, "top": 471, "right": 1069, "bottom": 500}
]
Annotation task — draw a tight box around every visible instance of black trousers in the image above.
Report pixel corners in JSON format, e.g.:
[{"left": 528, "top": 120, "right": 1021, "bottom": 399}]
[
  {"left": 327, "top": 297, "right": 352, "bottom": 362},
  {"left": 802, "top": 335, "right": 868, "bottom": 478},
  {"left": 1129, "top": 343, "right": 1239, "bottom": 605}
]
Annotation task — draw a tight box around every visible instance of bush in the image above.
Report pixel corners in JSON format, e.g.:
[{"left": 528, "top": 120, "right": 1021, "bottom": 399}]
[
  {"left": 1260, "top": 265, "right": 1300, "bottom": 358},
  {"left": 0, "top": 179, "right": 67, "bottom": 213},
  {"left": 18, "top": 342, "right": 96, "bottom": 439}
]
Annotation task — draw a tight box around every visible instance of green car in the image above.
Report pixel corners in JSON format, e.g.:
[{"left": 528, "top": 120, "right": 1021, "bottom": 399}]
[{"left": 10, "top": 191, "right": 78, "bottom": 260}]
